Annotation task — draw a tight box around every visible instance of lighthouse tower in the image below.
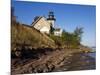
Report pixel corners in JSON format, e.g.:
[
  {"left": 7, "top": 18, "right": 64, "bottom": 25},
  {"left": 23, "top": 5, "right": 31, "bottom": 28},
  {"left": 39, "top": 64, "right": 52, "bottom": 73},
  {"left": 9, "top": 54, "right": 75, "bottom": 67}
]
[{"left": 47, "top": 11, "right": 56, "bottom": 27}]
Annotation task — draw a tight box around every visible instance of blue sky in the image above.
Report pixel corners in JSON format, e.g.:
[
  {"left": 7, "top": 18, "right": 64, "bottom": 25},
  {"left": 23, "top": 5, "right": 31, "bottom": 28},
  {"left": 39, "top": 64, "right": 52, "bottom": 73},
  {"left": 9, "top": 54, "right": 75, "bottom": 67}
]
[{"left": 12, "top": 1, "right": 96, "bottom": 47}]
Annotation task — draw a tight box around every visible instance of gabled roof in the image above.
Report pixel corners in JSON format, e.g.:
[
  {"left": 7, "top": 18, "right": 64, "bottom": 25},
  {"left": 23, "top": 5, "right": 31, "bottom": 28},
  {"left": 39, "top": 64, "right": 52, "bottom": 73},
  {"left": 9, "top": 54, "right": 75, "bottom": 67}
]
[{"left": 31, "top": 16, "right": 42, "bottom": 26}]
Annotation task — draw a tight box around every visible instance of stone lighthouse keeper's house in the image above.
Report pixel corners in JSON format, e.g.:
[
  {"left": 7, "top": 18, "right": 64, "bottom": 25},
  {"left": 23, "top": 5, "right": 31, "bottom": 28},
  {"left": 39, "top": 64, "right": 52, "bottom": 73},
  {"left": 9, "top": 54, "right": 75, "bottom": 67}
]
[{"left": 31, "top": 11, "right": 62, "bottom": 36}]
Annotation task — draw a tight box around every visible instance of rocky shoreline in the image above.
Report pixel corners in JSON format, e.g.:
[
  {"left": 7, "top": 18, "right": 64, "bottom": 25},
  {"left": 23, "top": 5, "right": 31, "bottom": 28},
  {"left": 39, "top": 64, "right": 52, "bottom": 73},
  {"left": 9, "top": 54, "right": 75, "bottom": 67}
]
[
  {"left": 11, "top": 47, "right": 95, "bottom": 75},
  {"left": 53, "top": 52, "right": 95, "bottom": 72}
]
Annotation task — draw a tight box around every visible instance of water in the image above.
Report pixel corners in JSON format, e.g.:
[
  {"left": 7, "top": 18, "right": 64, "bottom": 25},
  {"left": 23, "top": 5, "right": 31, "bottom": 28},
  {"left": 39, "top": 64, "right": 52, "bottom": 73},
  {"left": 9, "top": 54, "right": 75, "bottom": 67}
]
[
  {"left": 88, "top": 48, "right": 96, "bottom": 58},
  {"left": 88, "top": 52, "right": 96, "bottom": 58},
  {"left": 53, "top": 49, "right": 96, "bottom": 71}
]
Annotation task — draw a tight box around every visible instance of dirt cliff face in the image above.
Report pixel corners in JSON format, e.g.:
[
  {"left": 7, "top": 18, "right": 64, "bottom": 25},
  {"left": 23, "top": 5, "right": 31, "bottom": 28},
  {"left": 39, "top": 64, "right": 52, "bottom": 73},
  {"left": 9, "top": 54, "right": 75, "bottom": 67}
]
[
  {"left": 11, "top": 23, "right": 57, "bottom": 57},
  {"left": 11, "top": 23, "right": 56, "bottom": 51},
  {"left": 11, "top": 23, "right": 58, "bottom": 74}
]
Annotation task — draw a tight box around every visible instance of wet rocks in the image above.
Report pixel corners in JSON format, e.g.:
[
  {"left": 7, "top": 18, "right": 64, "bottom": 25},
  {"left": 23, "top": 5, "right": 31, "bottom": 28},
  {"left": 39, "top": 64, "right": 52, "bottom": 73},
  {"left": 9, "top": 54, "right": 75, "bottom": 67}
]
[{"left": 11, "top": 47, "right": 95, "bottom": 74}]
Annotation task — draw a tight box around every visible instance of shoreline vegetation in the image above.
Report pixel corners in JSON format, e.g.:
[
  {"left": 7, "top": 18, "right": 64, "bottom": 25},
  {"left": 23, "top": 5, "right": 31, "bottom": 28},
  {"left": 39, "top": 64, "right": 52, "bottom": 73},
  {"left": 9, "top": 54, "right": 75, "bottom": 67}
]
[{"left": 11, "top": 21, "right": 95, "bottom": 74}]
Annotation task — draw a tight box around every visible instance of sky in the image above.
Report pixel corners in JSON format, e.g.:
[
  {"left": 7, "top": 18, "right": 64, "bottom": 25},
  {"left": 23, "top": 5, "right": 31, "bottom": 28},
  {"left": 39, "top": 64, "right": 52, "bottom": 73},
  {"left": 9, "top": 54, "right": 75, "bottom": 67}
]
[{"left": 12, "top": 0, "right": 96, "bottom": 47}]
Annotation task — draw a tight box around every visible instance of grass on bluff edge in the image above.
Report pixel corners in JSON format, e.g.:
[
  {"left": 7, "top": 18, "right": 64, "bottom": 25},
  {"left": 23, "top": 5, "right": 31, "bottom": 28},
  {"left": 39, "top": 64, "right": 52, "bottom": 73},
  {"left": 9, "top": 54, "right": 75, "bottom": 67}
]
[
  {"left": 49, "top": 28, "right": 83, "bottom": 49},
  {"left": 11, "top": 22, "right": 84, "bottom": 50},
  {"left": 11, "top": 22, "right": 56, "bottom": 51}
]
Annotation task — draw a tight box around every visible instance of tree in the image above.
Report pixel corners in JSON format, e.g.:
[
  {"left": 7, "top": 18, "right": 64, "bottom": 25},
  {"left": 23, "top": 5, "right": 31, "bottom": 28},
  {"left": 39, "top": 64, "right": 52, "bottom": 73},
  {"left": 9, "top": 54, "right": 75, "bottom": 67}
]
[
  {"left": 50, "top": 28, "right": 84, "bottom": 48},
  {"left": 74, "top": 27, "right": 83, "bottom": 43},
  {"left": 50, "top": 24, "right": 55, "bottom": 34}
]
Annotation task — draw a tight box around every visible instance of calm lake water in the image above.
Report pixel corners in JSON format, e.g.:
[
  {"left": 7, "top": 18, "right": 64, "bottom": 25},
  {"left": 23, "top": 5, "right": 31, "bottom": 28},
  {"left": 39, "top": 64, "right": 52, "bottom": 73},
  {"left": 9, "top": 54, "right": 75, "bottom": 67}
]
[
  {"left": 88, "top": 52, "right": 96, "bottom": 58},
  {"left": 53, "top": 48, "right": 96, "bottom": 71},
  {"left": 89, "top": 48, "right": 96, "bottom": 58}
]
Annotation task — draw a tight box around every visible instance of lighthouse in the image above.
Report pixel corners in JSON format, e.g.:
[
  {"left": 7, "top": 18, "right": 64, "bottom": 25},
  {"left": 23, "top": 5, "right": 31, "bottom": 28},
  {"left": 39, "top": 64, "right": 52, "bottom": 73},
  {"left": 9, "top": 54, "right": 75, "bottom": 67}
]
[{"left": 47, "top": 11, "right": 56, "bottom": 27}]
